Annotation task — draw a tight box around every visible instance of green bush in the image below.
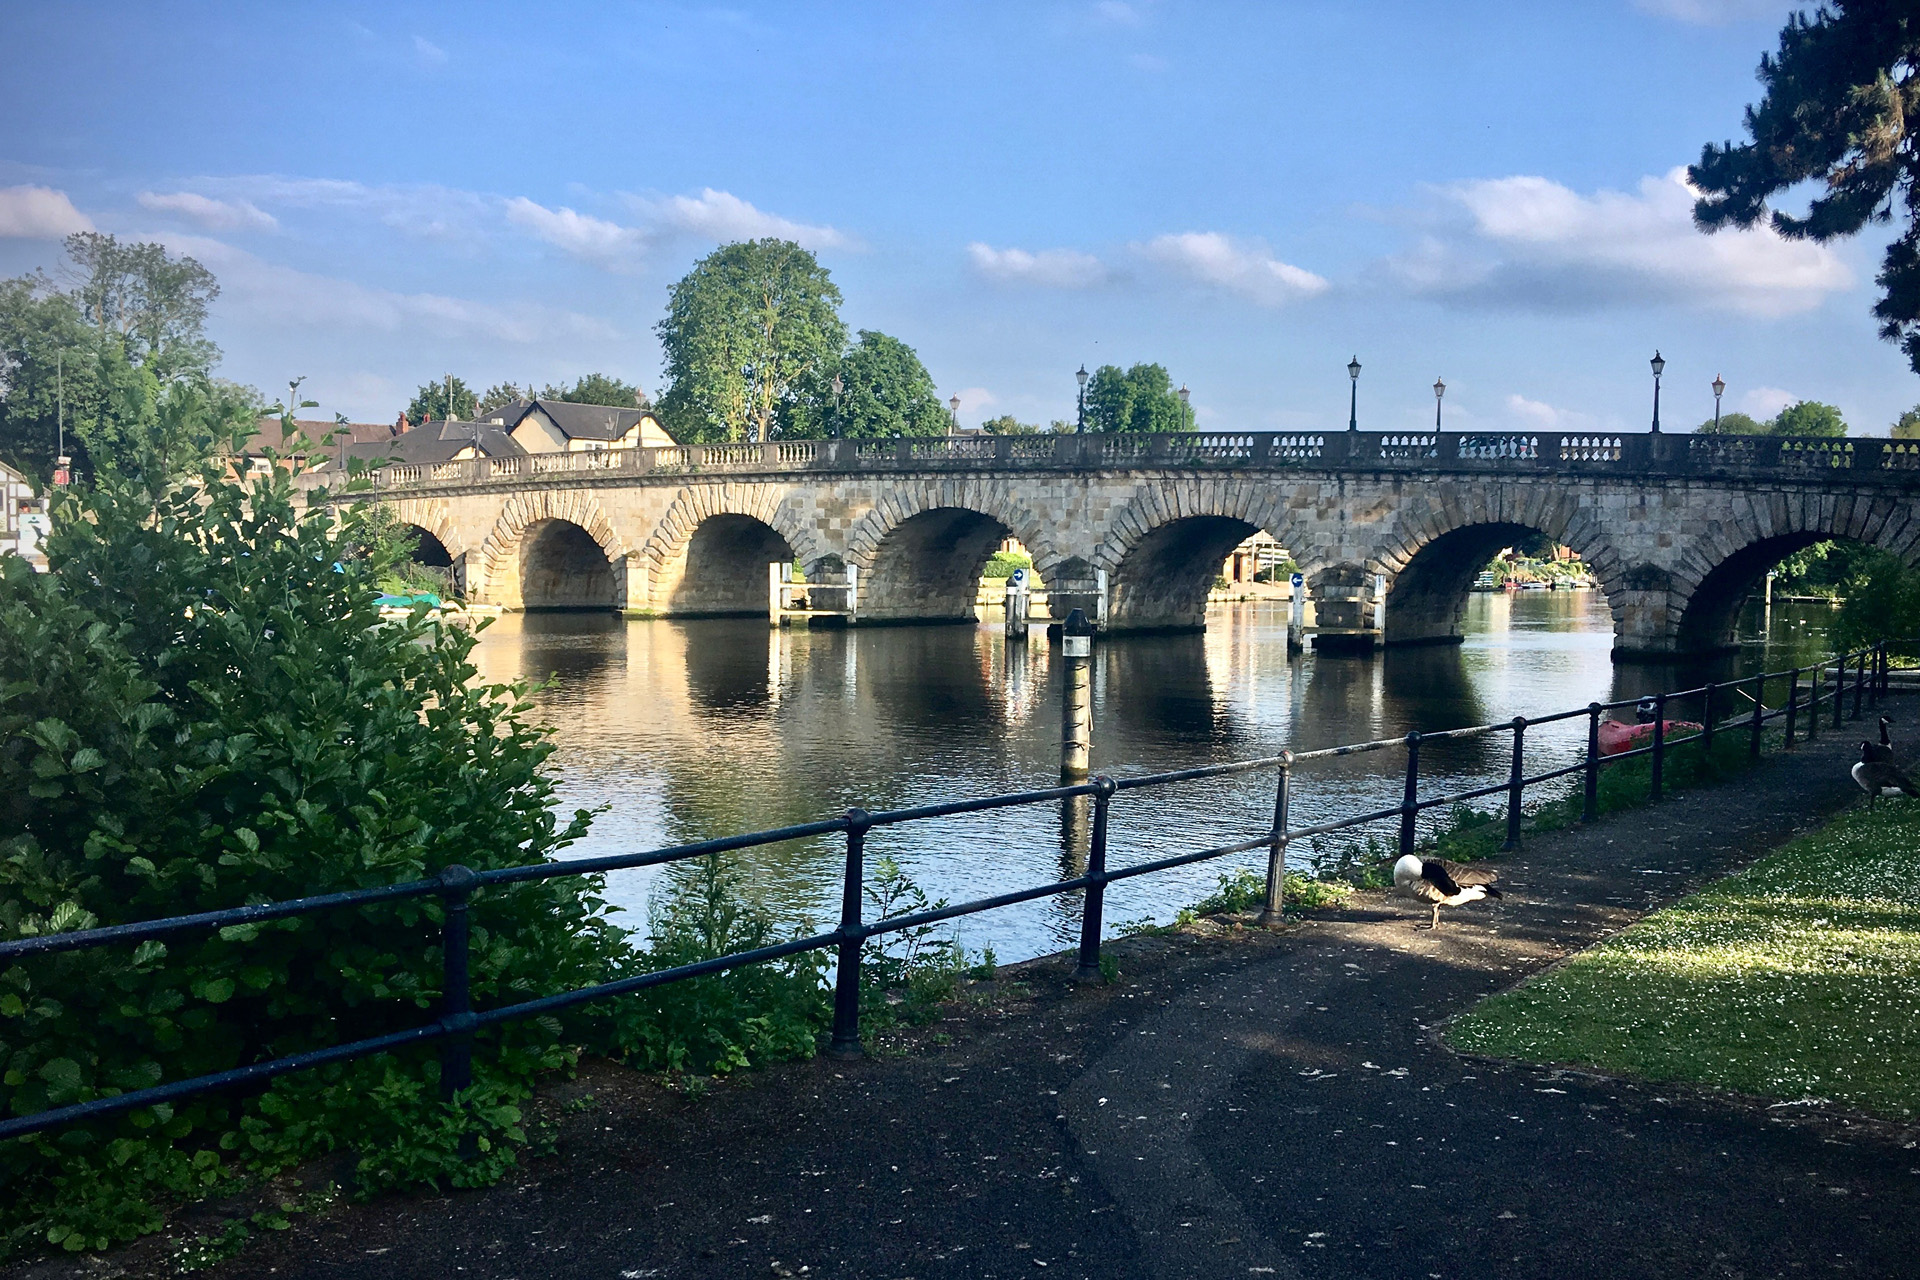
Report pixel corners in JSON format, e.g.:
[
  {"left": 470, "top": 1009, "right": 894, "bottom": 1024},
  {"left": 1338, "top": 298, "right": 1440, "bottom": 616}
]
[
  {"left": 981, "top": 551, "right": 1032, "bottom": 580},
  {"left": 0, "top": 454, "right": 621, "bottom": 1255}
]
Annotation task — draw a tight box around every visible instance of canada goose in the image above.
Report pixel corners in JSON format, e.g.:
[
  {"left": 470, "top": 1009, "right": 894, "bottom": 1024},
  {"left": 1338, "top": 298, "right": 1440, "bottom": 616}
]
[
  {"left": 1393, "top": 854, "right": 1502, "bottom": 929},
  {"left": 1865, "top": 715, "right": 1899, "bottom": 766},
  {"left": 1852, "top": 741, "right": 1920, "bottom": 806}
]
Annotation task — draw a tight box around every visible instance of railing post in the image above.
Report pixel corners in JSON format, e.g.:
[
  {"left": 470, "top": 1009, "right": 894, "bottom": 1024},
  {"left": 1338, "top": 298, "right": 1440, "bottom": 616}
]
[
  {"left": 1784, "top": 668, "right": 1800, "bottom": 747},
  {"left": 1583, "top": 702, "right": 1601, "bottom": 822},
  {"left": 1701, "top": 682, "right": 1717, "bottom": 756},
  {"left": 1650, "top": 692, "right": 1667, "bottom": 802},
  {"left": 1258, "top": 752, "right": 1294, "bottom": 926},
  {"left": 1073, "top": 778, "right": 1116, "bottom": 982},
  {"left": 1833, "top": 659, "right": 1846, "bottom": 731},
  {"left": 828, "top": 809, "right": 870, "bottom": 1059},
  {"left": 1808, "top": 664, "right": 1822, "bottom": 741},
  {"left": 1398, "top": 732, "right": 1421, "bottom": 858},
  {"left": 1503, "top": 716, "right": 1526, "bottom": 850},
  {"left": 1749, "top": 673, "right": 1765, "bottom": 760},
  {"left": 437, "top": 864, "right": 479, "bottom": 1102}
]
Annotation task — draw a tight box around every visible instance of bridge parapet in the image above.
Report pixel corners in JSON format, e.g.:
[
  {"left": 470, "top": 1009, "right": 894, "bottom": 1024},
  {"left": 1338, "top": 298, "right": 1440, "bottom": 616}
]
[{"left": 306, "top": 429, "right": 1920, "bottom": 498}]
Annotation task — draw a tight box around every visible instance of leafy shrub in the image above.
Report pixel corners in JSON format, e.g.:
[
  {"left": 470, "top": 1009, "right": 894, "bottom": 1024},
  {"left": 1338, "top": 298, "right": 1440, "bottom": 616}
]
[
  {"left": 860, "top": 855, "right": 968, "bottom": 1030},
  {"left": 981, "top": 551, "right": 1032, "bottom": 580},
  {"left": 0, "top": 454, "right": 620, "bottom": 1255}
]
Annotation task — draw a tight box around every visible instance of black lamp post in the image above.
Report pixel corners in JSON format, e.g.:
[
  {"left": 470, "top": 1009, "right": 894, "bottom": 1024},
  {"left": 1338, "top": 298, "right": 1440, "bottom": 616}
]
[
  {"left": 1347, "top": 356, "right": 1361, "bottom": 431},
  {"left": 1711, "top": 373, "right": 1725, "bottom": 432},
  {"left": 1075, "top": 364, "right": 1089, "bottom": 433},
  {"left": 949, "top": 393, "right": 961, "bottom": 432},
  {"left": 1433, "top": 377, "right": 1446, "bottom": 430},
  {"left": 1178, "top": 383, "right": 1191, "bottom": 430},
  {"left": 1650, "top": 350, "right": 1666, "bottom": 433}
]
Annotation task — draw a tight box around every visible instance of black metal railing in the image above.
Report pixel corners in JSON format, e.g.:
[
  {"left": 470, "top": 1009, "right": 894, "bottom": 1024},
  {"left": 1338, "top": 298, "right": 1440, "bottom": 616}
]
[{"left": 0, "top": 643, "right": 1893, "bottom": 1141}]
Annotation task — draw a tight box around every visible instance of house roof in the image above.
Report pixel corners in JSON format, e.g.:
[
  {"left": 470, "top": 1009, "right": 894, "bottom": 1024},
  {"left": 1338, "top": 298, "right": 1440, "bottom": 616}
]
[
  {"left": 326, "top": 419, "right": 527, "bottom": 470},
  {"left": 242, "top": 417, "right": 398, "bottom": 454},
  {"left": 483, "top": 397, "right": 667, "bottom": 442}
]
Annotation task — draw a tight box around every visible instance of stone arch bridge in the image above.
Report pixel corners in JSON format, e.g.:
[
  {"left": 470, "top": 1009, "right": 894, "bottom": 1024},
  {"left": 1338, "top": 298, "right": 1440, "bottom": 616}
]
[{"left": 304, "top": 429, "right": 1920, "bottom": 660}]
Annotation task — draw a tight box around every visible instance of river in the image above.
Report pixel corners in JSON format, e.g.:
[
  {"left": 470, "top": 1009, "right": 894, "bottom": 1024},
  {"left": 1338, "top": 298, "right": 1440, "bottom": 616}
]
[{"left": 464, "top": 591, "right": 1840, "bottom": 961}]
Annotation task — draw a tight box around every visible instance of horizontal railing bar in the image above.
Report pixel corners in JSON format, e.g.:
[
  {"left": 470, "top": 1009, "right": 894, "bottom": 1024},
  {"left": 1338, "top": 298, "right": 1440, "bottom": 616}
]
[
  {"left": 479, "top": 819, "right": 854, "bottom": 885},
  {"left": 1111, "top": 753, "right": 1291, "bottom": 789},
  {"left": 0, "top": 1023, "right": 445, "bottom": 1139},
  {"left": 865, "top": 782, "right": 1097, "bottom": 825},
  {"left": 863, "top": 874, "right": 1099, "bottom": 937},
  {"left": 0, "top": 879, "right": 442, "bottom": 960},
  {"left": 1418, "top": 779, "right": 1510, "bottom": 808}
]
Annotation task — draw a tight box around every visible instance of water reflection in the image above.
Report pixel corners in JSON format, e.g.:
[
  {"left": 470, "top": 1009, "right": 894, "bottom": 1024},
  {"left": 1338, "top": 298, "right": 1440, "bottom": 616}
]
[{"left": 468, "top": 590, "right": 1838, "bottom": 960}]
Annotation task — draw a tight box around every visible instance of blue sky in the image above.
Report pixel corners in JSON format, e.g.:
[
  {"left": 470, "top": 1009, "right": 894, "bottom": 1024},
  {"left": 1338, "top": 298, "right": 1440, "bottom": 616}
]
[{"left": 2, "top": 0, "right": 1905, "bottom": 436}]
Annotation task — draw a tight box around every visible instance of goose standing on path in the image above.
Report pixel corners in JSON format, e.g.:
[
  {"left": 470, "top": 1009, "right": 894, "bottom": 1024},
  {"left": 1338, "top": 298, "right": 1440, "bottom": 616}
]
[
  {"left": 1393, "top": 854, "right": 1503, "bottom": 929},
  {"left": 1852, "top": 741, "right": 1920, "bottom": 806}
]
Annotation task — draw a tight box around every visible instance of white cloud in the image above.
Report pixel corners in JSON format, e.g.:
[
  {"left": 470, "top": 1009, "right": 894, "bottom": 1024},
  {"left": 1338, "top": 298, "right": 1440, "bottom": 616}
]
[
  {"left": 138, "top": 190, "right": 277, "bottom": 232},
  {"left": 1740, "top": 385, "right": 1797, "bottom": 418},
  {"left": 159, "top": 233, "right": 616, "bottom": 346},
  {"left": 0, "top": 185, "right": 93, "bottom": 239},
  {"left": 1136, "top": 231, "right": 1329, "bottom": 306},
  {"left": 1504, "top": 393, "right": 1604, "bottom": 433},
  {"left": 967, "top": 242, "right": 1111, "bottom": 289},
  {"left": 1094, "top": 1, "right": 1144, "bottom": 24},
  {"left": 413, "top": 35, "right": 448, "bottom": 66},
  {"left": 631, "top": 188, "right": 852, "bottom": 251},
  {"left": 191, "top": 175, "right": 493, "bottom": 244},
  {"left": 504, "top": 197, "right": 647, "bottom": 271},
  {"left": 1391, "top": 167, "right": 1850, "bottom": 317},
  {"left": 1632, "top": 0, "right": 1787, "bottom": 25}
]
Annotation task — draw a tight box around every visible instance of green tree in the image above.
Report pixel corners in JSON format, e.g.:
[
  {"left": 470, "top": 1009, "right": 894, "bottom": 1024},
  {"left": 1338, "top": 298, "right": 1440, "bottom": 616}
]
[
  {"left": 1694, "top": 411, "right": 1767, "bottom": 435},
  {"left": 1083, "top": 363, "right": 1192, "bottom": 433},
  {"left": 541, "top": 372, "right": 648, "bottom": 408},
  {"left": 1770, "top": 400, "right": 1847, "bottom": 437},
  {"left": 477, "top": 382, "right": 528, "bottom": 413},
  {"left": 1894, "top": 406, "right": 1920, "bottom": 438},
  {"left": 406, "top": 376, "right": 478, "bottom": 425},
  {"left": 656, "top": 240, "right": 846, "bottom": 443},
  {"left": 0, "top": 237, "right": 222, "bottom": 485},
  {"left": 981, "top": 414, "right": 1042, "bottom": 435},
  {"left": 1690, "top": 3, "right": 1920, "bottom": 372},
  {"left": 789, "top": 330, "right": 945, "bottom": 439}
]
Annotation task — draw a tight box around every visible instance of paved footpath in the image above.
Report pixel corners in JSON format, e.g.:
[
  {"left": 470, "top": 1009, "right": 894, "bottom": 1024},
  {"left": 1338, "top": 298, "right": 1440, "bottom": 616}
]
[{"left": 41, "top": 729, "right": 1920, "bottom": 1280}]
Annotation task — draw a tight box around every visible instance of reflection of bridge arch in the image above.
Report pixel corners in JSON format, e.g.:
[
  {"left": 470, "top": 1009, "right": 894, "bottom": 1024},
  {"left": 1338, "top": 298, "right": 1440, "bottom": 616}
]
[
  {"left": 476, "top": 490, "right": 627, "bottom": 611},
  {"left": 844, "top": 481, "right": 1057, "bottom": 623},
  {"left": 1363, "top": 483, "right": 1626, "bottom": 647},
  {"left": 639, "top": 484, "right": 827, "bottom": 617},
  {"left": 1096, "top": 478, "right": 1310, "bottom": 632},
  {"left": 1671, "top": 492, "right": 1920, "bottom": 651}
]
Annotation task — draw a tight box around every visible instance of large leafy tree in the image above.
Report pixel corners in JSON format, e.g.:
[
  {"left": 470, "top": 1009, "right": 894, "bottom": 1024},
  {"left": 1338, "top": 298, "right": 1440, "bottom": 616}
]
[
  {"left": 405, "top": 376, "right": 478, "bottom": 425},
  {"left": 0, "top": 236, "right": 222, "bottom": 484},
  {"left": 1695, "top": 401, "right": 1848, "bottom": 437},
  {"left": 656, "top": 240, "right": 846, "bottom": 443},
  {"left": 1690, "top": 3, "right": 1920, "bottom": 371},
  {"left": 541, "top": 372, "right": 648, "bottom": 408},
  {"left": 1083, "top": 362, "right": 1192, "bottom": 433},
  {"left": 788, "top": 330, "right": 947, "bottom": 439}
]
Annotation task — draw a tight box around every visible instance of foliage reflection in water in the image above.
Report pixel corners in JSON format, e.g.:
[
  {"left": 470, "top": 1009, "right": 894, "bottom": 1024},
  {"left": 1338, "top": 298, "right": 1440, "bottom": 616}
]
[{"left": 465, "top": 590, "right": 1835, "bottom": 961}]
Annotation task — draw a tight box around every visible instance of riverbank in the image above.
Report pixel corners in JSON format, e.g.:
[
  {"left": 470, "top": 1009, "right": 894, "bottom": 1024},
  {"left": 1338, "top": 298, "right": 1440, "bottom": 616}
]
[{"left": 20, "top": 711, "right": 1915, "bottom": 1279}]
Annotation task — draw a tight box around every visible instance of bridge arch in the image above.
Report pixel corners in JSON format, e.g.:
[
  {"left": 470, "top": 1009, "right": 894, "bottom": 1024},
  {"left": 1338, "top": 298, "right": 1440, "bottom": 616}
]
[
  {"left": 1363, "top": 483, "right": 1626, "bottom": 647},
  {"left": 1097, "top": 478, "right": 1310, "bottom": 632},
  {"left": 383, "top": 497, "right": 466, "bottom": 564},
  {"left": 640, "top": 484, "right": 825, "bottom": 617},
  {"left": 844, "top": 480, "right": 1058, "bottom": 623},
  {"left": 476, "top": 490, "right": 628, "bottom": 611},
  {"left": 1668, "top": 492, "right": 1920, "bottom": 652}
]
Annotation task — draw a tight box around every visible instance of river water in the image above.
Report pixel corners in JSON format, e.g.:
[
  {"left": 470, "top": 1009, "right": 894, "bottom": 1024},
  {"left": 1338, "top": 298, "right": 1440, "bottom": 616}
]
[{"left": 465, "top": 592, "right": 1838, "bottom": 961}]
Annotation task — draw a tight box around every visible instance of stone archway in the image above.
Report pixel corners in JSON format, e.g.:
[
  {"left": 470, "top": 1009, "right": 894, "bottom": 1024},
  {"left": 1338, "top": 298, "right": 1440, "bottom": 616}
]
[
  {"left": 1096, "top": 477, "right": 1310, "bottom": 632},
  {"left": 474, "top": 489, "right": 628, "bottom": 610},
  {"left": 638, "top": 483, "right": 825, "bottom": 616},
  {"left": 842, "top": 479, "right": 1058, "bottom": 623}
]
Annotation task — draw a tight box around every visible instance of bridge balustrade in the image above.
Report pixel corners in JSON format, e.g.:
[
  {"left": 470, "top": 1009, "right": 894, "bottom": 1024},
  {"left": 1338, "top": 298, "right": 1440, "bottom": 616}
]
[{"left": 325, "top": 429, "right": 1920, "bottom": 495}]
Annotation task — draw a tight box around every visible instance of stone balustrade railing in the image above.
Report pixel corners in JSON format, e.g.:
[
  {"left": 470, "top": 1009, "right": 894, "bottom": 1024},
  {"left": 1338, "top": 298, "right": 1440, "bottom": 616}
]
[{"left": 315, "top": 430, "right": 1920, "bottom": 494}]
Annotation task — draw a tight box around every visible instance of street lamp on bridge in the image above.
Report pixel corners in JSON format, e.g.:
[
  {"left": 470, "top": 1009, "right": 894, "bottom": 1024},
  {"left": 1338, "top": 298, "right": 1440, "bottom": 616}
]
[
  {"left": 1650, "top": 350, "right": 1666, "bottom": 433},
  {"left": 1433, "top": 376, "right": 1446, "bottom": 431},
  {"left": 1347, "top": 356, "right": 1361, "bottom": 431},
  {"left": 949, "top": 393, "right": 961, "bottom": 431},
  {"left": 1712, "top": 373, "right": 1726, "bottom": 431},
  {"left": 1075, "top": 364, "right": 1089, "bottom": 434},
  {"left": 1178, "top": 383, "right": 1191, "bottom": 430}
]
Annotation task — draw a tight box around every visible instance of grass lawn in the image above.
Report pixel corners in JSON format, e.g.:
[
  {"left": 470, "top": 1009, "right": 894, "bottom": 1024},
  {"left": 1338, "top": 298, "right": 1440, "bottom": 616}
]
[{"left": 1445, "top": 797, "right": 1920, "bottom": 1119}]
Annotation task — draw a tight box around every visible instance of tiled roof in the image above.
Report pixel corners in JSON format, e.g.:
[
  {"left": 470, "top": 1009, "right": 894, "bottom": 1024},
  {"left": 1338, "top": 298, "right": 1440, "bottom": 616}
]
[
  {"left": 243, "top": 417, "right": 398, "bottom": 453},
  {"left": 327, "top": 420, "right": 527, "bottom": 469}
]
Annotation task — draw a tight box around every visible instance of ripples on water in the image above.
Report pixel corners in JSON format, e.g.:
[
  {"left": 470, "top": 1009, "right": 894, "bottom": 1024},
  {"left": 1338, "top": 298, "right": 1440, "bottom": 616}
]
[{"left": 465, "top": 592, "right": 1837, "bottom": 961}]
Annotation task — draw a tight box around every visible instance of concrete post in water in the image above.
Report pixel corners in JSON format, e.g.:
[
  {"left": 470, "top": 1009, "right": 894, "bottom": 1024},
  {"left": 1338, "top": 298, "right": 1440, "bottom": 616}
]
[
  {"left": 1005, "top": 567, "right": 1030, "bottom": 641},
  {"left": 1372, "top": 573, "right": 1387, "bottom": 634},
  {"left": 1094, "top": 568, "right": 1110, "bottom": 629},
  {"left": 1060, "top": 608, "right": 1094, "bottom": 781},
  {"left": 768, "top": 560, "right": 786, "bottom": 627},
  {"left": 846, "top": 562, "right": 859, "bottom": 625},
  {"left": 1288, "top": 571, "right": 1305, "bottom": 654}
]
